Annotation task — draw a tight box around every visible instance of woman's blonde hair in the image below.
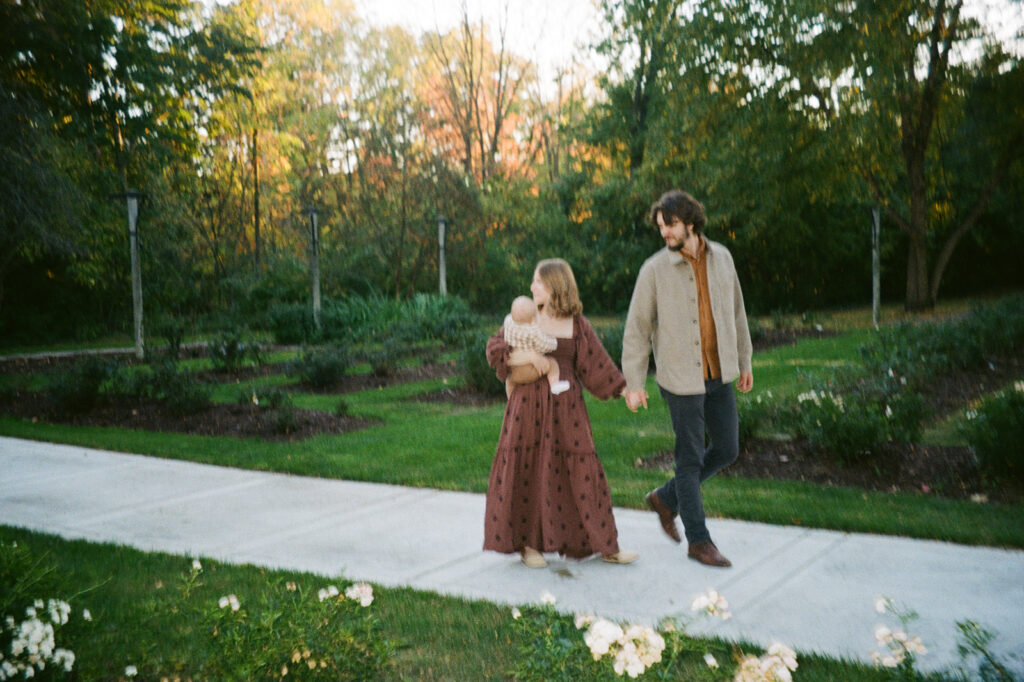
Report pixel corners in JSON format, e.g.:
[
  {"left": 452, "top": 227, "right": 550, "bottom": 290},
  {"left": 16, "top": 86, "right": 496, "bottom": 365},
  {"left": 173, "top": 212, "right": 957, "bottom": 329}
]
[{"left": 535, "top": 258, "right": 582, "bottom": 318}]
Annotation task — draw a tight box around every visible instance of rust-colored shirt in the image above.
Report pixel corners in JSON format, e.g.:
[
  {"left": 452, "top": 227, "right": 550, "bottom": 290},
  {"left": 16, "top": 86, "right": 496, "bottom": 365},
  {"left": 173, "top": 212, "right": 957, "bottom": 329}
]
[{"left": 681, "top": 237, "right": 721, "bottom": 380}]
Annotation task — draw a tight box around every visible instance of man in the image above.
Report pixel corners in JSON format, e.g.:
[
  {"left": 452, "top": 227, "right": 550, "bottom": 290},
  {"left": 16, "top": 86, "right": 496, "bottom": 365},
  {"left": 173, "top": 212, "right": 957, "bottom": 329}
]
[{"left": 622, "top": 189, "right": 753, "bottom": 568}]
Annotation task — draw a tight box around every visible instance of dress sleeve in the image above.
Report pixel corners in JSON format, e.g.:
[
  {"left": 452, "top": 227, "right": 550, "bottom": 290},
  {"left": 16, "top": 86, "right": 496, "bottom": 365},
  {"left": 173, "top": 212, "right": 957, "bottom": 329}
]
[
  {"left": 574, "top": 316, "right": 627, "bottom": 400},
  {"left": 486, "top": 326, "right": 512, "bottom": 382}
]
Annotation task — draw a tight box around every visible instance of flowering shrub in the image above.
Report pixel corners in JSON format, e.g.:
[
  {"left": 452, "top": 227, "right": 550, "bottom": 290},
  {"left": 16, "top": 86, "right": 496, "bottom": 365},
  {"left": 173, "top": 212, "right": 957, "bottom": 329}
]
[
  {"left": 733, "top": 642, "right": 798, "bottom": 682},
  {"left": 0, "top": 541, "right": 91, "bottom": 681},
  {"left": 958, "top": 381, "right": 1024, "bottom": 486},
  {"left": 690, "top": 589, "right": 732, "bottom": 621},
  {"left": 512, "top": 589, "right": 800, "bottom": 681},
  {"left": 0, "top": 599, "right": 77, "bottom": 680},
  {"left": 580, "top": 617, "right": 666, "bottom": 678},
  {"left": 870, "top": 596, "right": 928, "bottom": 677},
  {"left": 787, "top": 387, "right": 887, "bottom": 461},
  {"left": 781, "top": 366, "right": 926, "bottom": 463},
  {"left": 198, "top": 573, "right": 390, "bottom": 681}
]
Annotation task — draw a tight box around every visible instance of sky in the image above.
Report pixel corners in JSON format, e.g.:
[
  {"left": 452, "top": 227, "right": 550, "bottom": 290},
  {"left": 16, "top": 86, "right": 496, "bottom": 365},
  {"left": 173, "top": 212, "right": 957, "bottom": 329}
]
[
  {"left": 352, "top": 0, "right": 1024, "bottom": 81},
  {"left": 351, "top": 0, "right": 606, "bottom": 89}
]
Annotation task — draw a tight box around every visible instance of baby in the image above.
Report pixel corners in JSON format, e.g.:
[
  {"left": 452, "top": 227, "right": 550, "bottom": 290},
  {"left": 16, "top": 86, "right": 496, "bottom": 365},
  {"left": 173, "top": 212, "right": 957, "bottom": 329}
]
[{"left": 503, "top": 295, "right": 571, "bottom": 397}]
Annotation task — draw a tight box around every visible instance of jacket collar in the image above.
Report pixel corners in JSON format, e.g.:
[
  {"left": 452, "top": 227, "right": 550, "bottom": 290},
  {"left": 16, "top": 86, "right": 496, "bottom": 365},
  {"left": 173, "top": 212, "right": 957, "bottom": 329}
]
[{"left": 666, "top": 236, "right": 708, "bottom": 266}]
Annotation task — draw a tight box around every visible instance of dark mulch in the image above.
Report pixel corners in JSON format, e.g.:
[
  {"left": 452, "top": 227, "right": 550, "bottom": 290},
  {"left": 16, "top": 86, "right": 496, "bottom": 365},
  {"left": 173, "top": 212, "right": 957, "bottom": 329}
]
[
  {"left": 291, "top": 361, "right": 461, "bottom": 395},
  {"left": 1, "top": 391, "right": 378, "bottom": 442},
  {"left": 634, "top": 439, "right": 1018, "bottom": 504},
  {"left": 410, "top": 385, "right": 503, "bottom": 408},
  {"left": 751, "top": 326, "right": 837, "bottom": 351}
]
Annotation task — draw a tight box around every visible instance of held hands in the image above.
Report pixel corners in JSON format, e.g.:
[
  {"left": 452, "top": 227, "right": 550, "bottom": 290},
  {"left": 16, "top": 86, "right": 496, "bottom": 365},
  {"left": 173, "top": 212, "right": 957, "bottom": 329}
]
[{"left": 622, "top": 388, "right": 649, "bottom": 412}]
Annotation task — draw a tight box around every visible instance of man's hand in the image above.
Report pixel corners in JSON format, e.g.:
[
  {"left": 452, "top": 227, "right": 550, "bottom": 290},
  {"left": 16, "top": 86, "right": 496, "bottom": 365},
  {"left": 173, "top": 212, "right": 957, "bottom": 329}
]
[
  {"left": 623, "top": 388, "right": 649, "bottom": 412},
  {"left": 737, "top": 371, "right": 753, "bottom": 393}
]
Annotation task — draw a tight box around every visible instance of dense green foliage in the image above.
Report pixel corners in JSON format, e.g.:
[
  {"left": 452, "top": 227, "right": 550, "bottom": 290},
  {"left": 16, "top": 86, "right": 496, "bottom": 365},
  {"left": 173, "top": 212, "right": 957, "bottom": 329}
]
[
  {"left": 761, "top": 294, "right": 1023, "bottom": 462},
  {"left": 960, "top": 387, "right": 1024, "bottom": 487},
  {"left": 1, "top": 0, "right": 1021, "bottom": 347}
]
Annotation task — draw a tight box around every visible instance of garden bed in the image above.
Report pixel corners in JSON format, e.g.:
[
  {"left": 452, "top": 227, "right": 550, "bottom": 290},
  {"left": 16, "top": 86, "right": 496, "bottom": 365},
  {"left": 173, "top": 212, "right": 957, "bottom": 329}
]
[
  {"left": 2, "top": 330, "right": 1019, "bottom": 502},
  {"left": 2, "top": 391, "right": 378, "bottom": 441}
]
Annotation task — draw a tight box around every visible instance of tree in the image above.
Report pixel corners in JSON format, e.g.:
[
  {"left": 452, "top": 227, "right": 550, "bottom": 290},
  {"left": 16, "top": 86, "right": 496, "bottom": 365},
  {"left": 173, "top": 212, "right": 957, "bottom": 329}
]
[
  {"left": 592, "top": 0, "right": 682, "bottom": 175},
  {"left": 424, "top": 2, "right": 533, "bottom": 184}
]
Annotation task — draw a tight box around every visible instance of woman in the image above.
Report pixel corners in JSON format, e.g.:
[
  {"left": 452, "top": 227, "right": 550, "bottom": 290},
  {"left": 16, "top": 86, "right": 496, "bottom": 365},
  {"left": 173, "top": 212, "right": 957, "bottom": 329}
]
[{"left": 484, "top": 258, "right": 638, "bottom": 568}]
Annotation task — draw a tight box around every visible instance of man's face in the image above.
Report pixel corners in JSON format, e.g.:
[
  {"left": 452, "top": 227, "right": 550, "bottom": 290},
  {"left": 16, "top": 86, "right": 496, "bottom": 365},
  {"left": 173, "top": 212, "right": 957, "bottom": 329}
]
[{"left": 656, "top": 212, "right": 691, "bottom": 251}]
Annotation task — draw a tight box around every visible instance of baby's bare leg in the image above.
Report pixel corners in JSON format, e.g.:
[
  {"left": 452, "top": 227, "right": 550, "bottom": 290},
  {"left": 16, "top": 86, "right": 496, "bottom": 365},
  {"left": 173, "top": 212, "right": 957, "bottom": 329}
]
[
  {"left": 546, "top": 362, "right": 560, "bottom": 387},
  {"left": 539, "top": 355, "right": 570, "bottom": 395}
]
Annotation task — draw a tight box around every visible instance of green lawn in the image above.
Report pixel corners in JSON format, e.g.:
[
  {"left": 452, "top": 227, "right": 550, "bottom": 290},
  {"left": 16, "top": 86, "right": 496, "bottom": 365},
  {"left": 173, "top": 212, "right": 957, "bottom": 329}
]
[{"left": 0, "top": 525, "right": 915, "bottom": 681}]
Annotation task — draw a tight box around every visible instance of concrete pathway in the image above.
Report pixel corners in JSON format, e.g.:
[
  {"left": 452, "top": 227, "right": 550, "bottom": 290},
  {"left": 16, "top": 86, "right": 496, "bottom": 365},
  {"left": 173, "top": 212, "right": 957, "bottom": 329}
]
[{"left": 1, "top": 436, "right": 1022, "bottom": 675}]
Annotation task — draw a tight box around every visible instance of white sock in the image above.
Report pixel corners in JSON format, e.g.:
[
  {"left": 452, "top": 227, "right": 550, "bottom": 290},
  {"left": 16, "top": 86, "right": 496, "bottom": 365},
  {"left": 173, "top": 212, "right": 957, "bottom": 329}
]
[{"left": 550, "top": 380, "right": 570, "bottom": 395}]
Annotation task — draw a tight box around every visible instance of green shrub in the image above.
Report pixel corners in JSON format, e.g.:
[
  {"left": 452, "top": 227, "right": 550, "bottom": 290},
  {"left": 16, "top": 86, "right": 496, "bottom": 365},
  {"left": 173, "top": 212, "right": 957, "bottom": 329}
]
[
  {"left": 784, "top": 388, "right": 887, "bottom": 462},
  {"left": 314, "top": 294, "right": 480, "bottom": 347},
  {"left": 267, "top": 303, "right": 316, "bottom": 345},
  {"left": 149, "top": 361, "right": 212, "bottom": 417},
  {"left": 46, "top": 356, "right": 117, "bottom": 414},
  {"left": 291, "top": 346, "right": 352, "bottom": 389},
  {"left": 512, "top": 605, "right": 607, "bottom": 681},
  {"left": 272, "top": 407, "right": 299, "bottom": 436},
  {"left": 737, "top": 389, "right": 777, "bottom": 442},
  {"left": 366, "top": 339, "right": 403, "bottom": 378},
  {"left": 239, "top": 386, "right": 294, "bottom": 410},
  {"left": 747, "top": 317, "right": 767, "bottom": 345},
  {"left": 461, "top": 329, "right": 505, "bottom": 397},
  {"left": 959, "top": 383, "right": 1024, "bottom": 486},
  {"left": 861, "top": 294, "right": 1024, "bottom": 382},
  {"left": 596, "top": 321, "right": 625, "bottom": 370},
  {"left": 210, "top": 330, "right": 263, "bottom": 372},
  {"left": 152, "top": 313, "right": 189, "bottom": 359}
]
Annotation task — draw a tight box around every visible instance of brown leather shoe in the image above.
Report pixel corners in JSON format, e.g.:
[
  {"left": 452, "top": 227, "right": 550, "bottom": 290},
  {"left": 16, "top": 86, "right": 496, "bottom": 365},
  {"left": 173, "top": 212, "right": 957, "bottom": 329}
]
[
  {"left": 645, "top": 491, "right": 682, "bottom": 544},
  {"left": 687, "top": 541, "right": 732, "bottom": 567}
]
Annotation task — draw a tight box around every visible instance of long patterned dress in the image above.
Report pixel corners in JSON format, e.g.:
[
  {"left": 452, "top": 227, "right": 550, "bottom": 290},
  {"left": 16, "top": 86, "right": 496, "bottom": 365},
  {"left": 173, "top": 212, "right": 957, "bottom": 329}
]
[{"left": 484, "top": 315, "right": 627, "bottom": 559}]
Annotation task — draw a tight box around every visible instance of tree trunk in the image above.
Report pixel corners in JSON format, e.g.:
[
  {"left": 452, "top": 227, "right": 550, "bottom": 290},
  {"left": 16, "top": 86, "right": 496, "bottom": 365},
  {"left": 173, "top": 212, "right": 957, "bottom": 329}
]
[{"left": 905, "top": 232, "right": 931, "bottom": 311}]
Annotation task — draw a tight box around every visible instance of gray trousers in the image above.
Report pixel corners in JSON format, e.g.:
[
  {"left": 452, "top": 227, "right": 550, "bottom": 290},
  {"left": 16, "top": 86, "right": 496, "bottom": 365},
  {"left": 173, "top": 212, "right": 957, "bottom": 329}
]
[{"left": 655, "top": 379, "right": 739, "bottom": 545}]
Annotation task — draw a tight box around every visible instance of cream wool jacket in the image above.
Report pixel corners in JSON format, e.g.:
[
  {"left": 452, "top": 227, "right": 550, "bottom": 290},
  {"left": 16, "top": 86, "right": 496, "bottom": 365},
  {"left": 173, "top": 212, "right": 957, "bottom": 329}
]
[{"left": 622, "top": 240, "right": 753, "bottom": 396}]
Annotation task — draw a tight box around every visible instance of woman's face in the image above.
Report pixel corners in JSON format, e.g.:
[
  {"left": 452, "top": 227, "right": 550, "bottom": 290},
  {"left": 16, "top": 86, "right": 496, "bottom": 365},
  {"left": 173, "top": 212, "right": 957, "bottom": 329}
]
[{"left": 530, "top": 269, "right": 551, "bottom": 310}]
